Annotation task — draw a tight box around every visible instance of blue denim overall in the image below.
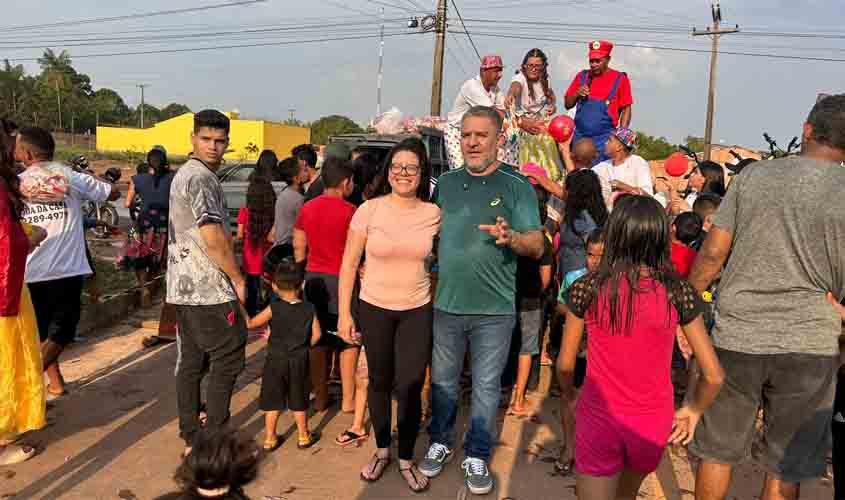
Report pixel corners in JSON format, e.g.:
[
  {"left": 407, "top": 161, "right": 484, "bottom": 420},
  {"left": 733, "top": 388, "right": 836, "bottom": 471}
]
[{"left": 572, "top": 70, "right": 625, "bottom": 165}]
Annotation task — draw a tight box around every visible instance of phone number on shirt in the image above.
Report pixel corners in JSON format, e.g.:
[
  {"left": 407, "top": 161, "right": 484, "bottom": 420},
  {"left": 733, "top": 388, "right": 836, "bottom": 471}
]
[{"left": 24, "top": 211, "right": 66, "bottom": 224}]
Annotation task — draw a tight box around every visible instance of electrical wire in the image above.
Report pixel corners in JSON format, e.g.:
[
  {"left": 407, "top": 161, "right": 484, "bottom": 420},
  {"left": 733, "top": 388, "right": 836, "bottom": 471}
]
[
  {"left": 367, "top": 0, "right": 427, "bottom": 13},
  {"left": 446, "top": 41, "right": 470, "bottom": 77},
  {"left": 0, "top": 0, "right": 268, "bottom": 33},
  {"left": 449, "top": 29, "right": 845, "bottom": 63},
  {"left": 0, "top": 19, "right": 406, "bottom": 48},
  {"left": 0, "top": 14, "right": 387, "bottom": 41},
  {"left": 319, "top": 0, "right": 379, "bottom": 16},
  {"left": 449, "top": 0, "right": 481, "bottom": 60},
  {"left": 449, "top": 28, "right": 481, "bottom": 68},
  {"left": 5, "top": 32, "right": 424, "bottom": 63},
  {"left": 401, "top": 0, "right": 428, "bottom": 11}
]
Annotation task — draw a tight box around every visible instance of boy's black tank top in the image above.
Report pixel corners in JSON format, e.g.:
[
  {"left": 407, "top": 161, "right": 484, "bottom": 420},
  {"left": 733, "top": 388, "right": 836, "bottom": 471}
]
[{"left": 268, "top": 300, "right": 315, "bottom": 355}]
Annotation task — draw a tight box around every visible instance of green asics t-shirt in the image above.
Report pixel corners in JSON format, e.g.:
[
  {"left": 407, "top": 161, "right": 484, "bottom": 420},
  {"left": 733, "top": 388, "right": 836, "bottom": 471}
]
[{"left": 433, "top": 164, "right": 542, "bottom": 315}]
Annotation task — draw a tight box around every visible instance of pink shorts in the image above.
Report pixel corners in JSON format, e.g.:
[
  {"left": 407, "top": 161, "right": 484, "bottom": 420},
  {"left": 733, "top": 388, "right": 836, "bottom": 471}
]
[{"left": 575, "top": 402, "right": 673, "bottom": 476}]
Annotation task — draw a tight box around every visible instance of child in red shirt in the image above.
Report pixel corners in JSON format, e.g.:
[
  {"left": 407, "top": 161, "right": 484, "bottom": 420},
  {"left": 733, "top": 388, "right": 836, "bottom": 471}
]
[
  {"left": 670, "top": 212, "right": 704, "bottom": 279},
  {"left": 236, "top": 179, "right": 275, "bottom": 316},
  {"left": 557, "top": 195, "right": 724, "bottom": 499},
  {"left": 292, "top": 157, "right": 358, "bottom": 413}
]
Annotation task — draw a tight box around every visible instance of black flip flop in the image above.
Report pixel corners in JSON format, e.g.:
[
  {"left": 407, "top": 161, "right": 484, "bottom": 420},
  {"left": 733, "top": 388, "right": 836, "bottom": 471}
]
[
  {"left": 335, "top": 430, "right": 368, "bottom": 446},
  {"left": 142, "top": 336, "right": 175, "bottom": 348}
]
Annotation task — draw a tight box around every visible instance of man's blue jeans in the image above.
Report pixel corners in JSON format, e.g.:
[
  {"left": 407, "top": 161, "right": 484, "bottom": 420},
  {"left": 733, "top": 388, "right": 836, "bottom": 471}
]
[{"left": 427, "top": 309, "right": 515, "bottom": 461}]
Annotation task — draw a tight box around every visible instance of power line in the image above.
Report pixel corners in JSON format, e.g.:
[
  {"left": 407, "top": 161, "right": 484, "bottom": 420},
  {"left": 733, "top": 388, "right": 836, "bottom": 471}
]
[
  {"left": 401, "top": 0, "right": 428, "bottom": 11},
  {"left": 367, "top": 0, "right": 424, "bottom": 13},
  {"left": 446, "top": 32, "right": 473, "bottom": 75},
  {"left": 449, "top": 0, "right": 481, "bottom": 60},
  {"left": 457, "top": 18, "right": 691, "bottom": 33},
  {"left": 449, "top": 30, "right": 845, "bottom": 63},
  {"left": 0, "top": 20, "right": 406, "bottom": 48},
  {"left": 0, "top": 0, "right": 268, "bottom": 33},
  {"left": 449, "top": 29, "right": 479, "bottom": 67},
  {"left": 458, "top": 16, "right": 845, "bottom": 40},
  {"left": 445, "top": 42, "right": 470, "bottom": 77},
  {"left": 6, "top": 32, "right": 424, "bottom": 63},
  {"left": 319, "top": 0, "right": 378, "bottom": 17},
  {"left": 0, "top": 14, "right": 386, "bottom": 41}
]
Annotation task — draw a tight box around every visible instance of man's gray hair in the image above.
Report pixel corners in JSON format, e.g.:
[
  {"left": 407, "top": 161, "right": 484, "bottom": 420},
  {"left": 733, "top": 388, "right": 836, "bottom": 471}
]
[
  {"left": 808, "top": 94, "right": 845, "bottom": 152},
  {"left": 461, "top": 105, "right": 503, "bottom": 134}
]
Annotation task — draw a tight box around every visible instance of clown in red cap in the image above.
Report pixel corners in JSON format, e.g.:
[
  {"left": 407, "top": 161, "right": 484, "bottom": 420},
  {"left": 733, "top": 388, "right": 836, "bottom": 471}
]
[{"left": 564, "top": 40, "right": 633, "bottom": 165}]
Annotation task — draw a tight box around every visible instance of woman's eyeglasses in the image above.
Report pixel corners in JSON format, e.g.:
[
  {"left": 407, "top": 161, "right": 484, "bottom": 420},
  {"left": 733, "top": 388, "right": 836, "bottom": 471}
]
[
  {"left": 524, "top": 64, "right": 545, "bottom": 70},
  {"left": 389, "top": 163, "right": 420, "bottom": 176}
]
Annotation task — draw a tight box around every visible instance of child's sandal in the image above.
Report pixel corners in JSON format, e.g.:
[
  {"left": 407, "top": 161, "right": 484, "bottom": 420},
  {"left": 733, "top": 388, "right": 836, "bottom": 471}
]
[
  {"left": 297, "top": 431, "right": 321, "bottom": 449},
  {"left": 263, "top": 435, "right": 281, "bottom": 452}
]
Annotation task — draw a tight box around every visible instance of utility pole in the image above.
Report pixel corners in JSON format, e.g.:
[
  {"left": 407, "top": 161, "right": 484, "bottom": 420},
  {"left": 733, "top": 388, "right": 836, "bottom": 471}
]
[
  {"left": 55, "top": 80, "right": 62, "bottom": 131},
  {"left": 430, "top": 0, "right": 447, "bottom": 116},
  {"left": 693, "top": 2, "right": 739, "bottom": 161},
  {"left": 376, "top": 7, "right": 385, "bottom": 116},
  {"left": 137, "top": 84, "right": 149, "bottom": 128}
]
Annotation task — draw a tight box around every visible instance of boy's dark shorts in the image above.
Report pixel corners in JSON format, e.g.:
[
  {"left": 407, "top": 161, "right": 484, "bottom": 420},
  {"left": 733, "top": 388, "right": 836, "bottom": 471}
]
[
  {"left": 30, "top": 275, "right": 85, "bottom": 346},
  {"left": 260, "top": 353, "right": 309, "bottom": 412},
  {"left": 689, "top": 347, "right": 837, "bottom": 483}
]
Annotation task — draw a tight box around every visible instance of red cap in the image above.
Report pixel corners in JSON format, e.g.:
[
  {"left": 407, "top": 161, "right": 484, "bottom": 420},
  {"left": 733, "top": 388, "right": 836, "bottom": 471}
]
[{"left": 588, "top": 40, "right": 613, "bottom": 60}]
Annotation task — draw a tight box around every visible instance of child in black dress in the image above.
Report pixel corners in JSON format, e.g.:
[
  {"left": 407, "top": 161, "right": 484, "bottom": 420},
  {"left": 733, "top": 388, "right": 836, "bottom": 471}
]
[{"left": 246, "top": 259, "right": 322, "bottom": 452}]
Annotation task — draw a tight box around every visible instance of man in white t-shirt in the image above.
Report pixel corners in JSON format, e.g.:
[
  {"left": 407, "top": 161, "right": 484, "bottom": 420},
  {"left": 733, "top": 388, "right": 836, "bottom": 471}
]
[
  {"left": 591, "top": 126, "right": 653, "bottom": 210},
  {"left": 445, "top": 55, "right": 505, "bottom": 170},
  {"left": 15, "top": 126, "right": 118, "bottom": 398}
]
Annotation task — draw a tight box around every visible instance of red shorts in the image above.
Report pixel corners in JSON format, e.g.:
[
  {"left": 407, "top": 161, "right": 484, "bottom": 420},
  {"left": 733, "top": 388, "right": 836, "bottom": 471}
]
[{"left": 575, "top": 401, "right": 673, "bottom": 476}]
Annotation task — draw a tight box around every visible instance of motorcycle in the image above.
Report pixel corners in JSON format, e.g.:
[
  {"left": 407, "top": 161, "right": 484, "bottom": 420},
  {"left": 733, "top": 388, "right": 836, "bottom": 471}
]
[
  {"left": 762, "top": 133, "right": 800, "bottom": 160},
  {"left": 68, "top": 155, "right": 122, "bottom": 238}
]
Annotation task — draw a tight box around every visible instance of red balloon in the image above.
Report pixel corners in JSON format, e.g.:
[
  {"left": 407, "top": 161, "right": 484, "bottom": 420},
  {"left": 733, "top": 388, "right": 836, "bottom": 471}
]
[
  {"left": 664, "top": 152, "right": 689, "bottom": 177},
  {"left": 547, "top": 115, "right": 575, "bottom": 143}
]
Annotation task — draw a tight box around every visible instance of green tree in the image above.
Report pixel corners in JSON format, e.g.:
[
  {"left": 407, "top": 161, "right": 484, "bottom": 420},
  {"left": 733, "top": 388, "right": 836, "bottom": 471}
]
[
  {"left": 160, "top": 103, "right": 192, "bottom": 120},
  {"left": 0, "top": 60, "right": 27, "bottom": 118},
  {"left": 0, "top": 52, "right": 191, "bottom": 133},
  {"left": 685, "top": 136, "right": 706, "bottom": 152},
  {"left": 636, "top": 132, "right": 675, "bottom": 161},
  {"left": 131, "top": 103, "right": 162, "bottom": 128},
  {"left": 91, "top": 88, "right": 132, "bottom": 126},
  {"left": 310, "top": 115, "right": 363, "bottom": 144}
]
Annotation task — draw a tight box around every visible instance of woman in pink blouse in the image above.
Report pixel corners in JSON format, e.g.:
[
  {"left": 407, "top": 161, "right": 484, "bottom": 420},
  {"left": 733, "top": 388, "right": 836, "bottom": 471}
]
[{"left": 337, "top": 138, "right": 440, "bottom": 492}]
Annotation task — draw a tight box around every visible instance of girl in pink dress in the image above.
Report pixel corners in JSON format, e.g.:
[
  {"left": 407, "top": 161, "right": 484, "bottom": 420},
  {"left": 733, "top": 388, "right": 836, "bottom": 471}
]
[{"left": 556, "top": 195, "right": 724, "bottom": 499}]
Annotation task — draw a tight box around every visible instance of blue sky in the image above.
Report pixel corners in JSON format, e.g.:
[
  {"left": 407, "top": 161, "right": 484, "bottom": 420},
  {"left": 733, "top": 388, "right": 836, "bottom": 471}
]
[{"left": 4, "top": 0, "right": 844, "bottom": 148}]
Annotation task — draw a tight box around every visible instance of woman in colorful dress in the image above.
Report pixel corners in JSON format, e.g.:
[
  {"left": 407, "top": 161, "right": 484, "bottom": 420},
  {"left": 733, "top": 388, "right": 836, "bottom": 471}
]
[
  {"left": 121, "top": 148, "right": 174, "bottom": 307},
  {"left": 0, "top": 118, "right": 46, "bottom": 465},
  {"left": 505, "top": 48, "right": 564, "bottom": 182}
]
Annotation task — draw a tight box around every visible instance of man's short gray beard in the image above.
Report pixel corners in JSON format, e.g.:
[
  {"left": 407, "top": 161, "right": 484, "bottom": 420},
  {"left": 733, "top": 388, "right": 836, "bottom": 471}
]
[{"left": 465, "top": 155, "right": 497, "bottom": 173}]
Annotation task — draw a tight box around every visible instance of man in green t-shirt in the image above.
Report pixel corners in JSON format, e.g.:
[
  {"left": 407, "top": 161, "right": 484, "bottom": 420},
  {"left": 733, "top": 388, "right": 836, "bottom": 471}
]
[{"left": 418, "top": 106, "right": 543, "bottom": 495}]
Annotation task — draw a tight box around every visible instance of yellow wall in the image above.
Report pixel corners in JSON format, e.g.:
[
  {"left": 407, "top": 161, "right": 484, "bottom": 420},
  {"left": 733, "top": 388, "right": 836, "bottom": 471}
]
[
  {"left": 262, "top": 122, "right": 311, "bottom": 159},
  {"left": 96, "top": 112, "right": 310, "bottom": 161}
]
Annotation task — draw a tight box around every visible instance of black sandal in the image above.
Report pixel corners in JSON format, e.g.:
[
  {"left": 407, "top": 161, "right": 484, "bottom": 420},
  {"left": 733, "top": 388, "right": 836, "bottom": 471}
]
[
  {"left": 335, "top": 430, "right": 369, "bottom": 447},
  {"left": 360, "top": 454, "right": 391, "bottom": 482},
  {"left": 399, "top": 464, "right": 430, "bottom": 493}
]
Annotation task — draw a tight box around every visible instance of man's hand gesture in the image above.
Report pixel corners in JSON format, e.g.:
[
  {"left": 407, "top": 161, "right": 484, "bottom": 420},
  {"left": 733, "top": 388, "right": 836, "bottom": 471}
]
[{"left": 479, "top": 216, "right": 514, "bottom": 247}]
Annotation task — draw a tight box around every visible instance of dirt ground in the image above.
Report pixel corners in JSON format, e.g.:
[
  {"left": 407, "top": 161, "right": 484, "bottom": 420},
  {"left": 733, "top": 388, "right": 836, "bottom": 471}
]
[{"left": 0, "top": 299, "right": 835, "bottom": 500}]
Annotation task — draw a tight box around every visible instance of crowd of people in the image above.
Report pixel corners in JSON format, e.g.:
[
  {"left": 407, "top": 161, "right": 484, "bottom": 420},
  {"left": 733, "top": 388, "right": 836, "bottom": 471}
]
[{"left": 1, "top": 38, "right": 845, "bottom": 500}]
